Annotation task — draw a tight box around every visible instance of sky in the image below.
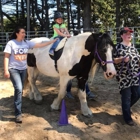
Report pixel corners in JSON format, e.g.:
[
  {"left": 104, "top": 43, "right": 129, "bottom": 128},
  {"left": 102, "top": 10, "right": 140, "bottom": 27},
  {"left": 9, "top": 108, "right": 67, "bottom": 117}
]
[{"left": 1, "top": 0, "right": 56, "bottom": 18}]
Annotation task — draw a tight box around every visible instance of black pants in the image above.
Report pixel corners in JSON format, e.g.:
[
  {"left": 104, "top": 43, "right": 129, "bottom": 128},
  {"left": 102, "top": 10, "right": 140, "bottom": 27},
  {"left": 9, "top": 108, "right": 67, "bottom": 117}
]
[{"left": 120, "top": 86, "right": 140, "bottom": 123}]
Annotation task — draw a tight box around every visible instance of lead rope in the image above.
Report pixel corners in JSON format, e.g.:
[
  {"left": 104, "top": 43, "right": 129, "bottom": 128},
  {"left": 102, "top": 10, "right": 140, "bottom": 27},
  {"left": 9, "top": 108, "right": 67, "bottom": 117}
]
[{"left": 118, "top": 56, "right": 140, "bottom": 77}]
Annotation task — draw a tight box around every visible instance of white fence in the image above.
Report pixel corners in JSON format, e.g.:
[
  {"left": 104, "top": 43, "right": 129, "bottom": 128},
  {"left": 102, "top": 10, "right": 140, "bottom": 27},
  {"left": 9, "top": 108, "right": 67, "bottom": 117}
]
[{"left": 0, "top": 27, "right": 140, "bottom": 51}]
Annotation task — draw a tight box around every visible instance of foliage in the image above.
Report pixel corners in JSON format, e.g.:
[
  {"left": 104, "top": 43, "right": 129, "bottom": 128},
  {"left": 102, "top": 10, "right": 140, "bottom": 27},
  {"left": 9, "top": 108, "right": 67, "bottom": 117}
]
[
  {"left": 120, "top": 0, "right": 140, "bottom": 27},
  {"left": 91, "top": 0, "right": 115, "bottom": 30},
  {"left": 0, "top": 0, "right": 140, "bottom": 32}
]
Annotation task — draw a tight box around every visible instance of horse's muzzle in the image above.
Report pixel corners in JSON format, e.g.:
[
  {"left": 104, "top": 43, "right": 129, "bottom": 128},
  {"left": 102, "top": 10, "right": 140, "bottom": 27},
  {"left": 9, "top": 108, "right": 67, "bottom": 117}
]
[{"left": 104, "top": 71, "right": 116, "bottom": 79}]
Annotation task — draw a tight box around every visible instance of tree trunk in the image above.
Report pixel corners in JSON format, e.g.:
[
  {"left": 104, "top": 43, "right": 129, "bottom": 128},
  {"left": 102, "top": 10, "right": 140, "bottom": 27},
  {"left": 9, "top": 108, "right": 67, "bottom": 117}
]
[
  {"left": 66, "top": 0, "right": 70, "bottom": 30},
  {"left": 0, "top": 0, "right": 4, "bottom": 32},
  {"left": 57, "top": 0, "right": 60, "bottom": 11},
  {"left": 34, "top": 0, "right": 44, "bottom": 30},
  {"left": 115, "top": 0, "right": 120, "bottom": 42},
  {"left": 83, "top": 0, "right": 91, "bottom": 32},
  {"left": 77, "top": 3, "right": 81, "bottom": 31},
  {"left": 16, "top": 0, "right": 19, "bottom": 24},
  {"left": 45, "top": 0, "right": 49, "bottom": 30},
  {"left": 115, "top": 0, "right": 120, "bottom": 28},
  {"left": 69, "top": 0, "right": 74, "bottom": 31}
]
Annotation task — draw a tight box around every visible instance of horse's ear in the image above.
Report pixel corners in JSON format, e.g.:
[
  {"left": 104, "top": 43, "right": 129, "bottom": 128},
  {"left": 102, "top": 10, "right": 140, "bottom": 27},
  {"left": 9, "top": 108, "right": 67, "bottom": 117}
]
[
  {"left": 91, "top": 33, "right": 99, "bottom": 40},
  {"left": 92, "top": 32, "right": 103, "bottom": 40},
  {"left": 73, "top": 30, "right": 80, "bottom": 35}
]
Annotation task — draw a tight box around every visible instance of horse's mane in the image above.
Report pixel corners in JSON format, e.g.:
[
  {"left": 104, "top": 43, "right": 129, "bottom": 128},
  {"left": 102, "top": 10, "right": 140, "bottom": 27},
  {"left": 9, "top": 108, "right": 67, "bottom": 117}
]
[{"left": 96, "top": 33, "right": 114, "bottom": 48}]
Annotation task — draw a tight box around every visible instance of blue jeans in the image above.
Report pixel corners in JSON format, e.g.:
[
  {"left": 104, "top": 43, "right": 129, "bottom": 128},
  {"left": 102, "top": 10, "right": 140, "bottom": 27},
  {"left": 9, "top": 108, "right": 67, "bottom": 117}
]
[
  {"left": 9, "top": 68, "right": 27, "bottom": 117},
  {"left": 50, "top": 36, "right": 64, "bottom": 51},
  {"left": 66, "top": 80, "right": 90, "bottom": 94},
  {"left": 120, "top": 86, "right": 140, "bottom": 123}
]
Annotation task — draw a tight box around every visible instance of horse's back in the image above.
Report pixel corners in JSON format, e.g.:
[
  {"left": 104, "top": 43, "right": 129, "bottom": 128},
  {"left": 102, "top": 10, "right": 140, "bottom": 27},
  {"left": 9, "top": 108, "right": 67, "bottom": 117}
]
[
  {"left": 28, "top": 37, "right": 60, "bottom": 77},
  {"left": 30, "top": 37, "right": 50, "bottom": 43},
  {"left": 27, "top": 33, "right": 94, "bottom": 77}
]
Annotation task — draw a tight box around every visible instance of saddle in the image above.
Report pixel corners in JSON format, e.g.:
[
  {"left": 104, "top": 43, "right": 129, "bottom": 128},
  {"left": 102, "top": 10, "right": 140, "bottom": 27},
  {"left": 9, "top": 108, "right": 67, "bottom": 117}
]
[
  {"left": 55, "top": 37, "right": 67, "bottom": 51},
  {"left": 50, "top": 37, "right": 68, "bottom": 72},
  {"left": 50, "top": 37, "right": 67, "bottom": 59}
]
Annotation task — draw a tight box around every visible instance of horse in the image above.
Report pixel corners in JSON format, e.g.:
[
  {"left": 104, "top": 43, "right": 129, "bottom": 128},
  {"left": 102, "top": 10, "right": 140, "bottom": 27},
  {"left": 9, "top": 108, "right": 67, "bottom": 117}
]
[{"left": 26, "top": 32, "right": 116, "bottom": 117}]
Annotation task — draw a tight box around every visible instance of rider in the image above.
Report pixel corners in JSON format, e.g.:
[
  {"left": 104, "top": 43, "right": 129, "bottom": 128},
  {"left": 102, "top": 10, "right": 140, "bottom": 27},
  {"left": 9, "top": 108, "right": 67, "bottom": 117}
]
[{"left": 49, "top": 11, "right": 71, "bottom": 56}]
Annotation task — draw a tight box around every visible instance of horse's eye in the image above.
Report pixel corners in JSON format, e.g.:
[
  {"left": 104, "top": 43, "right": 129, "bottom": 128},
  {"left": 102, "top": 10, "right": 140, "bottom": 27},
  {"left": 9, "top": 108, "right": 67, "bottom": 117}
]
[{"left": 101, "top": 49, "right": 106, "bottom": 53}]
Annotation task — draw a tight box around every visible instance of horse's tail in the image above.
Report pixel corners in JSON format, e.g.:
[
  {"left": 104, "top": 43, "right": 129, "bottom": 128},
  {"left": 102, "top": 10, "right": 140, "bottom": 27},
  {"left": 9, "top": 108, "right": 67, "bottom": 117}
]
[{"left": 23, "top": 70, "right": 29, "bottom": 89}]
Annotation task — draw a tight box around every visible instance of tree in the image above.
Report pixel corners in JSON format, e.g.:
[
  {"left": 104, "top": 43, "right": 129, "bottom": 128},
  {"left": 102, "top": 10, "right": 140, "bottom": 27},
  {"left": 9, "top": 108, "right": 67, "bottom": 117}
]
[
  {"left": 115, "top": 0, "right": 120, "bottom": 28},
  {"left": 83, "top": 0, "right": 91, "bottom": 32},
  {"left": 1, "top": 0, "right": 140, "bottom": 33}
]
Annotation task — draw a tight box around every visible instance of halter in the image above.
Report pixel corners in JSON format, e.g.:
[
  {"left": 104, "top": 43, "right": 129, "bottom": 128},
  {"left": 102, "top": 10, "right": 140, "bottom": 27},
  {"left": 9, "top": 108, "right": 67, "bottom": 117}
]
[{"left": 94, "top": 43, "right": 114, "bottom": 66}]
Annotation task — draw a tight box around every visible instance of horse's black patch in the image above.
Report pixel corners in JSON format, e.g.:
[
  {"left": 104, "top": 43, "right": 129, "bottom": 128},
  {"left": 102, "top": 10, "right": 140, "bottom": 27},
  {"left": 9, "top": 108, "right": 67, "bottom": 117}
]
[
  {"left": 69, "top": 33, "right": 114, "bottom": 91},
  {"left": 69, "top": 34, "right": 95, "bottom": 78},
  {"left": 27, "top": 53, "right": 36, "bottom": 67},
  {"left": 69, "top": 55, "right": 93, "bottom": 77},
  {"left": 69, "top": 54, "right": 93, "bottom": 91},
  {"left": 49, "top": 48, "right": 64, "bottom": 73},
  {"left": 85, "top": 34, "right": 96, "bottom": 52}
]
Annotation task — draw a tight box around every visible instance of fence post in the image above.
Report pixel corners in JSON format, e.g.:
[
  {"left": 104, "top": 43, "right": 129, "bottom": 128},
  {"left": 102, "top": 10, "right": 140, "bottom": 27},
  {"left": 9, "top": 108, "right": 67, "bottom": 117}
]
[
  {"left": 46, "top": 31, "right": 48, "bottom": 37},
  {"left": 26, "top": 31, "right": 29, "bottom": 40},
  {"left": 132, "top": 27, "right": 135, "bottom": 45},
  {"left": 6, "top": 32, "right": 9, "bottom": 42}
]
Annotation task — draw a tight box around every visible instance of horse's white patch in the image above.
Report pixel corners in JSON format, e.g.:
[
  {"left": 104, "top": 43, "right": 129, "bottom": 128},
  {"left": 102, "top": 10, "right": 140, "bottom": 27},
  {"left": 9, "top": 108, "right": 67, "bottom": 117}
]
[
  {"left": 28, "top": 49, "right": 34, "bottom": 53},
  {"left": 30, "top": 37, "right": 50, "bottom": 43},
  {"left": 55, "top": 37, "right": 67, "bottom": 51},
  {"left": 83, "top": 49, "right": 90, "bottom": 56},
  {"left": 105, "top": 44, "right": 116, "bottom": 79}
]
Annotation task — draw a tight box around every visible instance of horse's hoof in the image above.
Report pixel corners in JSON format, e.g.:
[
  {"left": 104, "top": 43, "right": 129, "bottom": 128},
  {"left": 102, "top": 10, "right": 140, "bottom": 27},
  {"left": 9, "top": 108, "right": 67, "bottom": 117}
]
[
  {"left": 49, "top": 106, "right": 60, "bottom": 112},
  {"left": 82, "top": 113, "right": 93, "bottom": 118},
  {"left": 49, "top": 106, "right": 54, "bottom": 112},
  {"left": 33, "top": 100, "right": 42, "bottom": 105}
]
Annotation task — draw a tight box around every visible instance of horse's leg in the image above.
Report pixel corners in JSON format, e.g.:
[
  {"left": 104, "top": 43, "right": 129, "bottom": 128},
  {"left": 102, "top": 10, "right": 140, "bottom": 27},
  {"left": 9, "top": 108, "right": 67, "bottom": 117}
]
[
  {"left": 51, "top": 76, "right": 70, "bottom": 110},
  {"left": 27, "top": 66, "right": 43, "bottom": 104},
  {"left": 78, "top": 79, "right": 93, "bottom": 117}
]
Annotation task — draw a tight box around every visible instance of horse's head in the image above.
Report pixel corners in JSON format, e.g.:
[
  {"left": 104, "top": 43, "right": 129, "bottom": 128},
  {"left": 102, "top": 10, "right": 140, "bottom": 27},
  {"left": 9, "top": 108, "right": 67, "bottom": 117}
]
[{"left": 93, "top": 33, "right": 116, "bottom": 79}]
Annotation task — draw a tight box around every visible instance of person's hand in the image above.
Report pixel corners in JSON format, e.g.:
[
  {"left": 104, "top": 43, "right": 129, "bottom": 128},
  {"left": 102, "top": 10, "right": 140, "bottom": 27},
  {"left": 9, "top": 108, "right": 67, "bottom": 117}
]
[
  {"left": 52, "top": 38, "right": 58, "bottom": 43},
  {"left": 66, "top": 35, "right": 71, "bottom": 38},
  {"left": 4, "top": 70, "right": 10, "bottom": 78},
  {"left": 114, "top": 56, "right": 123, "bottom": 64},
  {"left": 124, "top": 56, "right": 130, "bottom": 63}
]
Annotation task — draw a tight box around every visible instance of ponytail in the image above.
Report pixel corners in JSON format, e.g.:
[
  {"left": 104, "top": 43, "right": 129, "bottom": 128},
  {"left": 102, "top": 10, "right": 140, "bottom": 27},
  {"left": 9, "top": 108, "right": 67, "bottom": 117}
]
[{"left": 9, "top": 26, "right": 25, "bottom": 40}]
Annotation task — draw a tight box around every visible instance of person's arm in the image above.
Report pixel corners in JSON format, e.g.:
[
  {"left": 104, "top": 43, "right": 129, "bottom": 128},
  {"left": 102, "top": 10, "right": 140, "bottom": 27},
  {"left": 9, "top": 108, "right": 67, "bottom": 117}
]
[
  {"left": 114, "top": 56, "right": 130, "bottom": 64},
  {"left": 33, "top": 38, "right": 58, "bottom": 48},
  {"left": 64, "top": 28, "right": 70, "bottom": 36},
  {"left": 54, "top": 27, "right": 70, "bottom": 37},
  {"left": 4, "top": 53, "right": 10, "bottom": 78},
  {"left": 114, "top": 57, "right": 123, "bottom": 64}
]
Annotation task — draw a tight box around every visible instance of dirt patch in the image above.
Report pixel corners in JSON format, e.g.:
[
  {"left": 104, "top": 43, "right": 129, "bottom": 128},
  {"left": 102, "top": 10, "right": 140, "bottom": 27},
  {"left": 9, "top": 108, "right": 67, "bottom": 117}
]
[{"left": 0, "top": 52, "right": 140, "bottom": 140}]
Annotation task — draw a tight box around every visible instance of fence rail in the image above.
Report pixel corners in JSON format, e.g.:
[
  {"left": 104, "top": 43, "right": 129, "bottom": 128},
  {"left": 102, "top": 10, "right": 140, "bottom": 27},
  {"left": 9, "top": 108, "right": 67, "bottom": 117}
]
[{"left": 0, "top": 27, "right": 140, "bottom": 51}]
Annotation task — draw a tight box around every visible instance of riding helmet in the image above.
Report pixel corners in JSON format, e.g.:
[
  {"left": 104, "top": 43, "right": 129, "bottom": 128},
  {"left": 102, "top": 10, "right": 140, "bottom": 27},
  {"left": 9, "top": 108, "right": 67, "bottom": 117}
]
[{"left": 54, "top": 12, "right": 63, "bottom": 19}]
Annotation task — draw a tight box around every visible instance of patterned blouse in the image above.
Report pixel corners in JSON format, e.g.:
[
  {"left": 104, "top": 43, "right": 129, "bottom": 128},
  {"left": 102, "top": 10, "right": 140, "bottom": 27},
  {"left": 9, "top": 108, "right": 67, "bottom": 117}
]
[{"left": 113, "top": 43, "right": 140, "bottom": 90}]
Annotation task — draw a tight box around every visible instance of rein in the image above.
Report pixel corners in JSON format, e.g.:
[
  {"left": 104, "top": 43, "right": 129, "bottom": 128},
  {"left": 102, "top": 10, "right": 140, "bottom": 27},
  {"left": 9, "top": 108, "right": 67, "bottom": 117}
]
[{"left": 94, "top": 43, "right": 114, "bottom": 66}]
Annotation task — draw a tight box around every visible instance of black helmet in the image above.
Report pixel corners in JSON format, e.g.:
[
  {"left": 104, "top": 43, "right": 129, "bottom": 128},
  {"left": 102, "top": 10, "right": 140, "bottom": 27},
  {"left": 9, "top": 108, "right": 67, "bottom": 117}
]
[{"left": 54, "top": 12, "right": 63, "bottom": 19}]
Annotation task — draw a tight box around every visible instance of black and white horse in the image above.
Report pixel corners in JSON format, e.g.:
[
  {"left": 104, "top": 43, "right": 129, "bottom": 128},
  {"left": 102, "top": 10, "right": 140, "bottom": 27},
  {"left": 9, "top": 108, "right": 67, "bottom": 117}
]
[{"left": 26, "top": 32, "right": 116, "bottom": 117}]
